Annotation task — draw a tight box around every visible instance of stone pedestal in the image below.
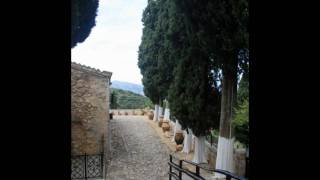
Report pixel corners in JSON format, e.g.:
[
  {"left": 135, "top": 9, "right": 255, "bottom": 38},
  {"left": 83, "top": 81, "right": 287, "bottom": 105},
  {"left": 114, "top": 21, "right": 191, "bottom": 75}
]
[{"left": 176, "top": 144, "right": 183, "bottom": 151}]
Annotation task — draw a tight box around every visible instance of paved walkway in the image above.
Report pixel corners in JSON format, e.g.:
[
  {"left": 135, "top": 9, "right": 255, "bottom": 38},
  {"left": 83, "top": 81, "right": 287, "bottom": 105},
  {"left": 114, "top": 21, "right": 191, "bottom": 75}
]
[{"left": 106, "top": 116, "right": 171, "bottom": 180}]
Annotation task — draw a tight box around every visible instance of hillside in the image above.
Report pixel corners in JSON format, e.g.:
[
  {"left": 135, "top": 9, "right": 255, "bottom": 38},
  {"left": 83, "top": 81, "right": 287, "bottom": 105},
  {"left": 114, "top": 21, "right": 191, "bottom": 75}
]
[
  {"left": 111, "top": 80, "right": 144, "bottom": 95},
  {"left": 110, "top": 88, "right": 153, "bottom": 109}
]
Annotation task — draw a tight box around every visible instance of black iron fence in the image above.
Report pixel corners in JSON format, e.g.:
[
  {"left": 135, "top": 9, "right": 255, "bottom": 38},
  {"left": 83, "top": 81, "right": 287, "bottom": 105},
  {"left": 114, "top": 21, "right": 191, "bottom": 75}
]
[
  {"left": 71, "top": 153, "right": 104, "bottom": 180},
  {"left": 168, "top": 154, "right": 246, "bottom": 180}
]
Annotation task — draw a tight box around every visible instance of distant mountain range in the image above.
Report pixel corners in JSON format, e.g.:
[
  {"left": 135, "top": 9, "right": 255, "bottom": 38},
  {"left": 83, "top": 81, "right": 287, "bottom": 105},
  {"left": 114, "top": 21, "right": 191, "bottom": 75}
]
[{"left": 111, "top": 80, "right": 144, "bottom": 96}]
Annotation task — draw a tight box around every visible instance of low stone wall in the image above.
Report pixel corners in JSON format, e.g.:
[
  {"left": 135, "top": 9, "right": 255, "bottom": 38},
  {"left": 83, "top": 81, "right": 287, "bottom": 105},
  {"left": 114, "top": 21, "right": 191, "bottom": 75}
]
[
  {"left": 111, "top": 109, "right": 150, "bottom": 116},
  {"left": 233, "top": 148, "right": 246, "bottom": 177},
  {"left": 205, "top": 142, "right": 247, "bottom": 177}
]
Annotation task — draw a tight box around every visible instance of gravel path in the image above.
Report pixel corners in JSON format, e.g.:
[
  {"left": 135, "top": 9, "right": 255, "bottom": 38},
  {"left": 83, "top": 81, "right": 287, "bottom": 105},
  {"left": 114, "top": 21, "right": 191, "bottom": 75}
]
[{"left": 106, "top": 116, "right": 171, "bottom": 180}]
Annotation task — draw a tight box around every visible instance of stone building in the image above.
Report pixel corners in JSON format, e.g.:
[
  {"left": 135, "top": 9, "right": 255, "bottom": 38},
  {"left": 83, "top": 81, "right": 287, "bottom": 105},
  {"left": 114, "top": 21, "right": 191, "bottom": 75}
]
[{"left": 71, "top": 62, "right": 112, "bottom": 161}]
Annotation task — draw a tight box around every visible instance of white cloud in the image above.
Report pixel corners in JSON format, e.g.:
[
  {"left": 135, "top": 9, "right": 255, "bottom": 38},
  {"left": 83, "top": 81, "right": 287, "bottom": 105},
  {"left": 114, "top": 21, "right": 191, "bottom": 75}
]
[{"left": 71, "top": 0, "right": 147, "bottom": 85}]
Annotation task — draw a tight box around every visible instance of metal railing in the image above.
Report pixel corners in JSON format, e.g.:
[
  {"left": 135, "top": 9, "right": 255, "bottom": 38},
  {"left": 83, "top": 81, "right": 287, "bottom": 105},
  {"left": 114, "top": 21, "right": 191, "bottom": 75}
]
[
  {"left": 168, "top": 154, "right": 246, "bottom": 180},
  {"left": 71, "top": 153, "right": 104, "bottom": 180}
]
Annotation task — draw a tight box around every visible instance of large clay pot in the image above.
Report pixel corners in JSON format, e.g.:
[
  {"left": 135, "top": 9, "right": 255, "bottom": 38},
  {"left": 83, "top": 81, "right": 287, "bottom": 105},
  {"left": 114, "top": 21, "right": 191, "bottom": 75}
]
[
  {"left": 158, "top": 115, "right": 164, "bottom": 127},
  {"left": 148, "top": 111, "right": 154, "bottom": 120},
  {"left": 162, "top": 121, "right": 170, "bottom": 132},
  {"left": 175, "top": 131, "right": 184, "bottom": 145},
  {"left": 158, "top": 119, "right": 163, "bottom": 127}
]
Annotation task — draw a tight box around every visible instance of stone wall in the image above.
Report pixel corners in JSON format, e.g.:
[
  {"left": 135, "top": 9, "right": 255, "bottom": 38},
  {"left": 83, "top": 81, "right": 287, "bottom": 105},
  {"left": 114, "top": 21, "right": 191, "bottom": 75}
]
[
  {"left": 71, "top": 62, "right": 112, "bottom": 158},
  {"left": 110, "top": 109, "right": 150, "bottom": 116}
]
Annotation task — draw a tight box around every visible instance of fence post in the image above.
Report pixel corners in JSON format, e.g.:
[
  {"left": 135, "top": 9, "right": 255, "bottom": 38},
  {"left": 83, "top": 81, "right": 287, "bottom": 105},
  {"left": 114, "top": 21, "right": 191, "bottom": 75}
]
[
  {"left": 169, "top": 155, "right": 172, "bottom": 180},
  {"left": 226, "top": 175, "right": 231, "bottom": 180},
  {"left": 101, "top": 153, "right": 104, "bottom": 178},
  {"left": 245, "top": 157, "right": 249, "bottom": 178},
  {"left": 196, "top": 166, "right": 200, "bottom": 176},
  {"left": 179, "top": 160, "right": 182, "bottom": 179},
  {"left": 84, "top": 153, "right": 87, "bottom": 180}
]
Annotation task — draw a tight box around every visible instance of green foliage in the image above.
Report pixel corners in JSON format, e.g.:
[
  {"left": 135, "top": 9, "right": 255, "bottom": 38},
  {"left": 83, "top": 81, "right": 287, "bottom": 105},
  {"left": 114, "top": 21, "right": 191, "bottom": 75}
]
[
  {"left": 71, "top": 0, "right": 99, "bottom": 48},
  {"left": 154, "top": 0, "right": 177, "bottom": 99},
  {"left": 165, "top": 0, "right": 223, "bottom": 137},
  {"left": 206, "top": 129, "right": 219, "bottom": 144},
  {"left": 168, "top": 46, "right": 221, "bottom": 137},
  {"left": 234, "top": 67, "right": 249, "bottom": 146},
  {"left": 138, "top": 0, "right": 249, "bottom": 138},
  {"left": 237, "top": 71, "right": 249, "bottom": 105},
  {"left": 111, "top": 88, "right": 153, "bottom": 109},
  {"left": 211, "top": 129, "right": 219, "bottom": 137},
  {"left": 110, "top": 91, "right": 119, "bottom": 109},
  {"left": 233, "top": 99, "right": 249, "bottom": 147},
  {"left": 138, "top": 0, "right": 161, "bottom": 103},
  {"left": 138, "top": 0, "right": 181, "bottom": 103}
]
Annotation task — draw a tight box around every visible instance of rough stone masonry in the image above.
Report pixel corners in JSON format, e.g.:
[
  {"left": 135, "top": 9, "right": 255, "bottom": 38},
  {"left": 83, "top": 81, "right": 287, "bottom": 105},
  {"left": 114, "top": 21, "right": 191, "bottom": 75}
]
[{"left": 71, "top": 62, "right": 112, "bottom": 161}]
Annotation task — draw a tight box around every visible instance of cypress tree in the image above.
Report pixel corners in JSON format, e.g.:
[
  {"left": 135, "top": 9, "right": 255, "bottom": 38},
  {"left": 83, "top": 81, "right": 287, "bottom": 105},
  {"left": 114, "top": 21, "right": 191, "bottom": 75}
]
[
  {"left": 203, "top": 0, "right": 248, "bottom": 173},
  {"left": 167, "top": 0, "right": 222, "bottom": 163},
  {"left": 71, "top": 0, "right": 99, "bottom": 48},
  {"left": 138, "top": 0, "right": 162, "bottom": 120}
]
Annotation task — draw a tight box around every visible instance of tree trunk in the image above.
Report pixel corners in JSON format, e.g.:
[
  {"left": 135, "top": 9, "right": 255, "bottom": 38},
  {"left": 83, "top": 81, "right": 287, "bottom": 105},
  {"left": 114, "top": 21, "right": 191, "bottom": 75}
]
[
  {"left": 164, "top": 108, "right": 170, "bottom": 121},
  {"left": 158, "top": 106, "right": 163, "bottom": 118},
  {"left": 158, "top": 99, "right": 163, "bottom": 119},
  {"left": 215, "top": 60, "right": 238, "bottom": 173},
  {"left": 172, "top": 120, "right": 182, "bottom": 142},
  {"left": 153, "top": 104, "right": 159, "bottom": 121},
  {"left": 192, "top": 136, "right": 207, "bottom": 163},
  {"left": 182, "top": 129, "right": 193, "bottom": 154}
]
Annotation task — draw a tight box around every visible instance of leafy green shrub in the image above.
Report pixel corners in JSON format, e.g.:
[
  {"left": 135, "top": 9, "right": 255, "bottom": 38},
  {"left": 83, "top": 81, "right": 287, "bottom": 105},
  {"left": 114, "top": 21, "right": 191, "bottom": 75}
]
[{"left": 233, "top": 99, "right": 249, "bottom": 147}]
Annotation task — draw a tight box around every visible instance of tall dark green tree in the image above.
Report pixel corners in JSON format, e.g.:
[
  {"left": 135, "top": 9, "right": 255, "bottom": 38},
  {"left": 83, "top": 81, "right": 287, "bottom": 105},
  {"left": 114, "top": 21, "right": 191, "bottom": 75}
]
[
  {"left": 138, "top": 0, "right": 160, "bottom": 104},
  {"left": 138, "top": 0, "right": 162, "bottom": 120},
  {"left": 138, "top": 0, "right": 248, "bottom": 166},
  {"left": 165, "top": 0, "right": 222, "bottom": 163},
  {"left": 110, "top": 90, "right": 118, "bottom": 109},
  {"left": 153, "top": 0, "right": 179, "bottom": 100},
  {"left": 168, "top": 45, "right": 221, "bottom": 163},
  {"left": 71, "top": 0, "right": 99, "bottom": 48},
  {"left": 169, "top": 48, "right": 221, "bottom": 136},
  {"left": 169, "top": 0, "right": 248, "bottom": 168},
  {"left": 203, "top": 0, "right": 248, "bottom": 172}
]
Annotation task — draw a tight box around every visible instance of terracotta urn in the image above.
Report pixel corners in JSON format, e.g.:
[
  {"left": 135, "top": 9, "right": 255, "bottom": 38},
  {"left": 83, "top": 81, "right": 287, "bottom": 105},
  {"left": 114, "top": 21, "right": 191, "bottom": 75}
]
[
  {"left": 162, "top": 121, "right": 170, "bottom": 132},
  {"left": 175, "top": 130, "right": 184, "bottom": 145},
  {"left": 158, "top": 115, "right": 164, "bottom": 127},
  {"left": 148, "top": 111, "right": 154, "bottom": 120}
]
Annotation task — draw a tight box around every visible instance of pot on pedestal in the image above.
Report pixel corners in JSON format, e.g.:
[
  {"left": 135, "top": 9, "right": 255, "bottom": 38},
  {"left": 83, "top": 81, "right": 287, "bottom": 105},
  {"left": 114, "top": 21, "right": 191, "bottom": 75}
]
[
  {"left": 158, "top": 115, "right": 164, "bottom": 127},
  {"left": 175, "top": 130, "right": 184, "bottom": 145},
  {"left": 162, "top": 120, "right": 170, "bottom": 132},
  {"left": 148, "top": 111, "right": 154, "bottom": 120}
]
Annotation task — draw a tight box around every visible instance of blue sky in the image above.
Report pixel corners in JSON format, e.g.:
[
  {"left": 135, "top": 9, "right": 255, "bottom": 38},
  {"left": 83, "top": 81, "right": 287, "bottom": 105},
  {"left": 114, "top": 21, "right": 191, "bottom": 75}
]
[{"left": 71, "top": 0, "right": 147, "bottom": 85}]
